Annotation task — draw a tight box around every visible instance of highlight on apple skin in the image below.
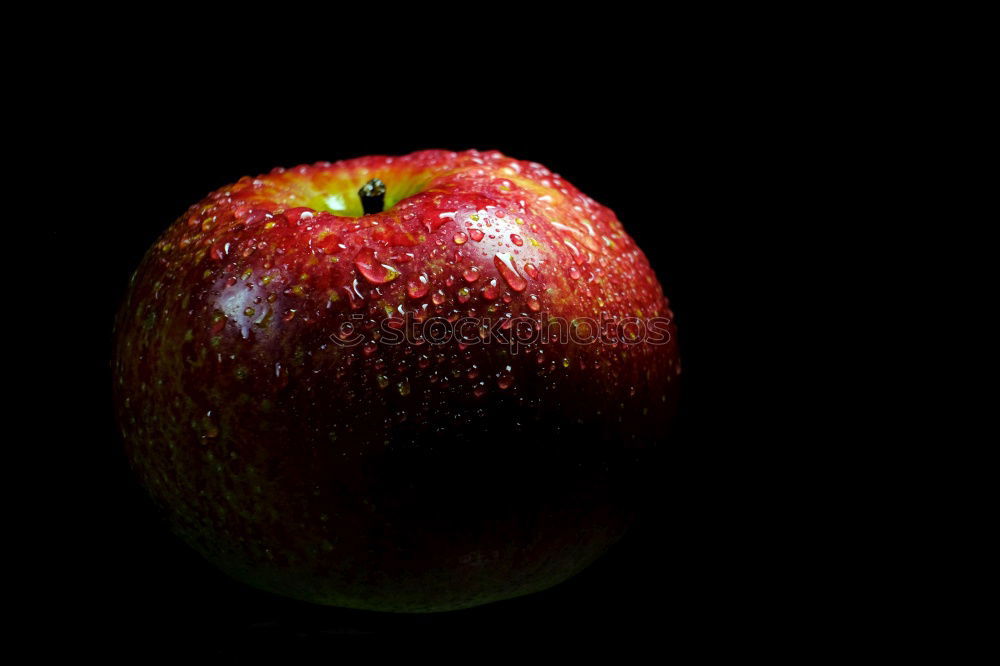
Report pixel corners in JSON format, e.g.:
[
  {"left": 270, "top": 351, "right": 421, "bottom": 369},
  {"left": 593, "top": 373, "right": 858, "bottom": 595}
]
[{"left": 113, "top": 149, "right": 680, "bottom": 612}]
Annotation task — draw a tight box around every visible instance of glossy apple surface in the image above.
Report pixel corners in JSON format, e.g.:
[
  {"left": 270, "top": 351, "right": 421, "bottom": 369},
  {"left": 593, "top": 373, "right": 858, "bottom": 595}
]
[{"left": 114, "top": 149, "right": 680, "bottom": 611}]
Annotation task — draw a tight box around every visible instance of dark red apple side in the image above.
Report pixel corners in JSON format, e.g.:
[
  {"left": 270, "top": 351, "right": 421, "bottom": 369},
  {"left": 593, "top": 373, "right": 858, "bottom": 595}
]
[{"left": 113, "top": 149, "right": 680, "bottom": 612}]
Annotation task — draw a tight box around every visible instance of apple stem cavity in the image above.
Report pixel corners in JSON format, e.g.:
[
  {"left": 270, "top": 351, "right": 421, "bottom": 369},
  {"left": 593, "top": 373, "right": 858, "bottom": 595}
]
[{"left": 358, "top": 178, "right": 387, "bottom": 215}]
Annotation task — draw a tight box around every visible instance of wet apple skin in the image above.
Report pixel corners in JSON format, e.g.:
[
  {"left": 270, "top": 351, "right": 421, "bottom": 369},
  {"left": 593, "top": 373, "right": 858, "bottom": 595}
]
[{"left": 114, "top": 149, "right": 680, "bottom": 611}]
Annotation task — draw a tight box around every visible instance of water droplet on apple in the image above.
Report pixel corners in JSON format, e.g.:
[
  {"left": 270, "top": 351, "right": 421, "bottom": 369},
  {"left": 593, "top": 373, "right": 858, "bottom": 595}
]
[
  {"left": 453, "top": 232, "right": 468, "bottom": 245},
  {"left": 562, "top": 238, "right": 587, "bottom": 265},
  {"left": 510, "top": 234, "right": 523, "bottom": 246},
  {"left": 524, "top": 263, "right": 539, "bottom": 279},
  {"left": 482, "top": 279, "right": 500, "bottom": 300},
  {"left": 354, "top": 247, "right": 400, "bottom": 284},
  {"left": 528, "top": 294, "right": 541, "bottom": 311},
  {"left": 463, "top": 267, "right": 480, "bottom": 282},
  {"left": 407, "top": 273, "right": 430, "bottom": 299},
  {"left": 493, "top": 253, "right": 527, "bottom": 292},
  {"left": 469, "top": 229, "right": 485, "bottom": 242},
  {"left": 343, "top": 279, "right": 365, "bottom": 309}
]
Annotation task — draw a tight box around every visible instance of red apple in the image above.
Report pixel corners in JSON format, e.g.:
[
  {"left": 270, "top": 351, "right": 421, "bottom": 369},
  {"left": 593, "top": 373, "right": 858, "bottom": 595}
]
[{"left": 113, "top": 149, "right": 680, "bottom": 612}]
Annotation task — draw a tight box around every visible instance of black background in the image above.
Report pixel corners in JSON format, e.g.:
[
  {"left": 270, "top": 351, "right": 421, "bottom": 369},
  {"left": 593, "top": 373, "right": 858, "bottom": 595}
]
[{"left": 40, "top": 62, "right": 790, "bottom": 652}]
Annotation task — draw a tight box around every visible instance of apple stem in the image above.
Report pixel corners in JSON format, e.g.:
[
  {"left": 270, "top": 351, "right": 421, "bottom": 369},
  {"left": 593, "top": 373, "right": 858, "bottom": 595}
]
[{"left": 358, "top": 178, "right": 386, "bottom": 215}]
